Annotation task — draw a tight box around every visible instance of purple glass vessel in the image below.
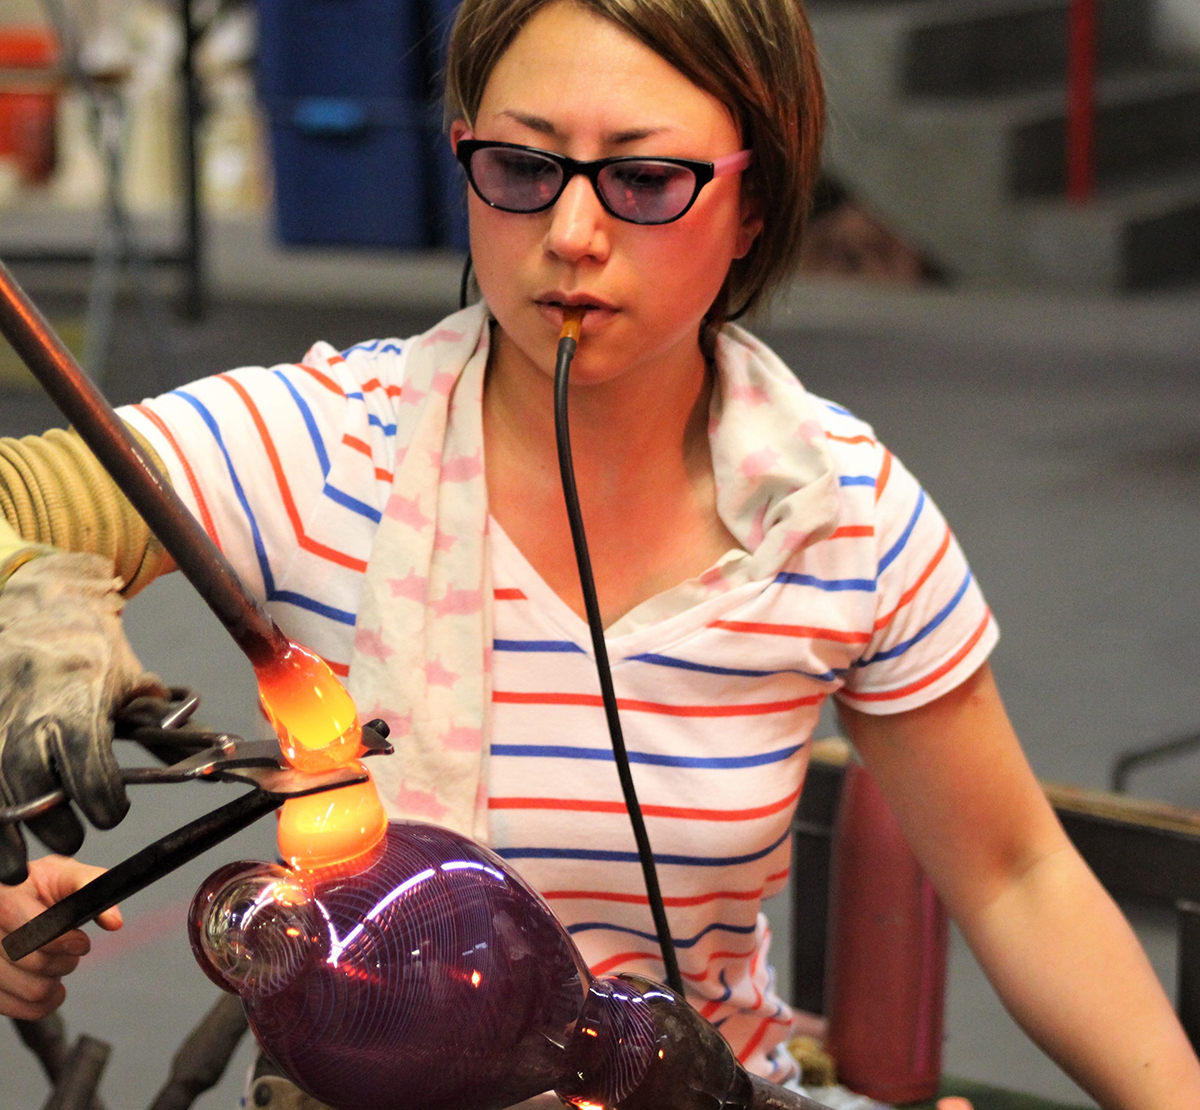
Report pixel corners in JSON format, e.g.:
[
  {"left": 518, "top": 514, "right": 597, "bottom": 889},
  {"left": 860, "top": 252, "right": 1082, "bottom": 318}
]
[
  {"left": 190, "top": 820, "right": 821, "bottom": 1110},
  {"left": 189, "top": 821, "right": 658, "bottom": 1110}
]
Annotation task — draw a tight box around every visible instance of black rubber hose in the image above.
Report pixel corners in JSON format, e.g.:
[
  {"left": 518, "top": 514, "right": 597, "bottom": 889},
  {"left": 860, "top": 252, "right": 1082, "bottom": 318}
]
[{"left": 552, "top": 332, "right": 682, "bottom": 995}]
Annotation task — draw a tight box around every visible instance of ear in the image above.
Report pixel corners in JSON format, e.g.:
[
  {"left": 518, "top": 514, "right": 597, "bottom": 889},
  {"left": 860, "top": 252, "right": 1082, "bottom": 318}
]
[
  {"left": 449, "top": 119, "right": 471, "bottom": 154},
  {"left": 734, "top": 191, "right": 764, "bottom": 259}
]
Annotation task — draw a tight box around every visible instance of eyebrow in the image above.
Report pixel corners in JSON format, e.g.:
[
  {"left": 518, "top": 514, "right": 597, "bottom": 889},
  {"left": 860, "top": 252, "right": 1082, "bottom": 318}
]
[{"left": 500, "top": 110, "right": 671, "bottom": 144}]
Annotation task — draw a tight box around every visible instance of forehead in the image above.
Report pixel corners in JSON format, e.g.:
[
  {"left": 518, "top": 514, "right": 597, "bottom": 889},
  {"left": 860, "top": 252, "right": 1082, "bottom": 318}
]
[{"left": 476, "top": 1, "right": 737, "bottom": 146}]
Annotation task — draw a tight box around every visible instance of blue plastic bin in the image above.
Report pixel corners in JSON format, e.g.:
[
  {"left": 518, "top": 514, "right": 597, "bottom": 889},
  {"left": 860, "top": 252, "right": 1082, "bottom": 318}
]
[
  {"left": 257, "top": 0, "right": 430, "bottom": 247},
  {"left": 257, "top": 0, "right": 424, "bottom": 100},
  {"left": 264, "top": 96, "right": 428, "bottom": 247}
]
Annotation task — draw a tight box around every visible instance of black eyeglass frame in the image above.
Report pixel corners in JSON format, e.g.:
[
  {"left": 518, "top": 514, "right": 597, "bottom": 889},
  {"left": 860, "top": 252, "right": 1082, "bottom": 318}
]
[{"left": 455, "top": 139, "right": 749, "bottom": 225}]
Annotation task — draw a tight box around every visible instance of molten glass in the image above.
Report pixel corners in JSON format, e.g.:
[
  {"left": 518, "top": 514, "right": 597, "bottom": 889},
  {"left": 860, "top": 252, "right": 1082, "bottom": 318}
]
[
  {"left": 276, "top": 774, "right": 388, "bottom": 871},
  {"left": 255, "top": 642, "right": 361, "bottom": 773},
  {"left": 190, "top": 821, "right": 759, "bottom": 1110},
  {"left": 254, "top": 640, "right": 387, "bottom": 870}
]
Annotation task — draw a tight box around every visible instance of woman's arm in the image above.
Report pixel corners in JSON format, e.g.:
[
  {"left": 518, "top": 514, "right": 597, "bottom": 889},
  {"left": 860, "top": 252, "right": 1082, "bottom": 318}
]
[
  {"left": 0, "top": 856, "right": 122, "bottom": 1020},
  {"left": 838, "top": 662, "right": 1200, "bottom": 1110}
]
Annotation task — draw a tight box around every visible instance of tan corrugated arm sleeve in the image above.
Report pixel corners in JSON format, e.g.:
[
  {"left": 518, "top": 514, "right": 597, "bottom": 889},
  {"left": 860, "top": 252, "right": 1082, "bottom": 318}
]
[{"left": 0, "top": 427, "right": 174, "bottom": 596}]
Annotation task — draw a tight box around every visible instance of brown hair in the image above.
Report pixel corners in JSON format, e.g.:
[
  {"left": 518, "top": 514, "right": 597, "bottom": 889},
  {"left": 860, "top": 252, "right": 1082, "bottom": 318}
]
[{"left": 444, "top": 0, "right": 825, "bottom": 328}]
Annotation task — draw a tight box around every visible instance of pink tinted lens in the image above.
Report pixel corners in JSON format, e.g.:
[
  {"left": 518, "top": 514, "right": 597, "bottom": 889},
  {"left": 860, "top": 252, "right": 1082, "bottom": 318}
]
[
  {"left": 598, "top": 160, "right": 698, "bottom": 222},
  {"left": 471, "top": 146, "right": 563, "bottom": 210}
]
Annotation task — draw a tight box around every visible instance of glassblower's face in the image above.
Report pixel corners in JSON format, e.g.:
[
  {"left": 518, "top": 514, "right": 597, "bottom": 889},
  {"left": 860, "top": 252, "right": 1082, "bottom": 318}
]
[{"left": 452, "top": 0, "right": 762, "bottom": 387}]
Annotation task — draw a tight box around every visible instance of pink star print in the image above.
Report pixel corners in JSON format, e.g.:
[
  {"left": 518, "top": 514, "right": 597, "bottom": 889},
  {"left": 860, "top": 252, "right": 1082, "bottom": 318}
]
[
  {"left": 441, "top": 449, "right": 484, "bottom": 483},
  {"left": 385, "top": 493, "right": 431, "bottom": 531},
  {"left": 426, "top": 657, "right": 460, "bottom": 687},
  {"left": 442, "top": 725, "right": 482, "bottom": 752},
  {"left": 387, "top": 571, "right": 428, "bottom": 602},
  {"left": 355, "top": 626, "right": 395, "bottom": 662},
  {"left": 739, "top": 448, "right": 782, "bottom": 480},
  {"left": 394, "top": 780, "right": 450, "bottom": 820},
  {"left": 431, "top": 586, "right": 482, "bottom": 617}
]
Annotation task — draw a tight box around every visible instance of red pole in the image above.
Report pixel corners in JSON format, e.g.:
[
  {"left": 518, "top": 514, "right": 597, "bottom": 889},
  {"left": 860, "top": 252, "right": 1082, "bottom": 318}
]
[{"left": 1066, "top": 0, "right": 1098, "bottom": 202}]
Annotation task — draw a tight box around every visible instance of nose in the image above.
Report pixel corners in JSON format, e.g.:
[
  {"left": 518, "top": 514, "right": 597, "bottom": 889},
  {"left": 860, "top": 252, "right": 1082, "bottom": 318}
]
[{"left": 543, "top": 172, "right": 611, "bottom": 264}]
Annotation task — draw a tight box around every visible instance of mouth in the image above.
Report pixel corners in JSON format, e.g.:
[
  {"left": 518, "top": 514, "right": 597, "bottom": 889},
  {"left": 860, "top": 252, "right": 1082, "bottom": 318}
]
[{"left": 535, "top": 292, "right": 618, "bottom": 314}]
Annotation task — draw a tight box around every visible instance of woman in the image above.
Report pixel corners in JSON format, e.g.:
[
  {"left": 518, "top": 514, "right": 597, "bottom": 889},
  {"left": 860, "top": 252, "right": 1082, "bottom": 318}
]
[{"left": 0, "top": 0, "right": 1197, "bottom": 1104}]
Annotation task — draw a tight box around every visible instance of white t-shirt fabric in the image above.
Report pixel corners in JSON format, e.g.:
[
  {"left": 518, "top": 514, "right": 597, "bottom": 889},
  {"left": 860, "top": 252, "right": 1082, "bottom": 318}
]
[{"left": 121, "top": 313, "right": 996, "bottom": 1080}]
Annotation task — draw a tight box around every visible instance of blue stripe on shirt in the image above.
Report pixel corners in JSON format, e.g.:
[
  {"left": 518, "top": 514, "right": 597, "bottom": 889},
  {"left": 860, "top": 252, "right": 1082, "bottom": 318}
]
[
  {"left": 774, "top": 571, "right": 876, "bottom": 592},
  {"left": 878, "top": 489, "right": 925, "bottom": 575},
  {"left": 839, "top": 475, "right": 876, "bottom": 488},
  {"left": 274, "top": 590, "right": 357, "bottom": 625},
  {"left": 497, "top": 825, "right": 792, "bottom": 867},
  {"left": 494, "top": 639, "right": 587, "bottom": 653},
  {"left": 628, "top": 652, "right": 844, "bottom": 684},
  {"left": 567, "top": 919, "right": 758, "bottom": 948},
  {"left": 273, "top": 369, "right": 330, "bottom": 478},
  {"left": 174, "top": 389, "right": 276, "bottom": 595},
  {"left": 489, "top": 742, "right": 804, "bottom": 770},
  {"left": 322, "top": 483, "right": 383, "bottom": 523},
  {"left": 857, "top": 567, "right": 973, "bottom": 667}
]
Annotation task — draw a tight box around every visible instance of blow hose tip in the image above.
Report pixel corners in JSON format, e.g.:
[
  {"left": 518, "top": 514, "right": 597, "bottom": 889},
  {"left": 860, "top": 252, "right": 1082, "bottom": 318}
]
[{"left": 559, "top": 306, "right": 585, "bottom": 343}]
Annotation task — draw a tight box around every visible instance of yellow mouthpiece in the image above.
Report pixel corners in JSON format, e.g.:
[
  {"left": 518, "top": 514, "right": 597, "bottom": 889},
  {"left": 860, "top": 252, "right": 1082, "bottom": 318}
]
[{"left": 560, "top": 306, "right": 585, "bottom": 343}]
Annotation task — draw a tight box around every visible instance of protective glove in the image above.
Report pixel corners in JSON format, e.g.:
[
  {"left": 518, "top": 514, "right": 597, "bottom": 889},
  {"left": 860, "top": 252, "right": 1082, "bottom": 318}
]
[{"left": 0, "top": 552, "right": 166, "bottom": 884}]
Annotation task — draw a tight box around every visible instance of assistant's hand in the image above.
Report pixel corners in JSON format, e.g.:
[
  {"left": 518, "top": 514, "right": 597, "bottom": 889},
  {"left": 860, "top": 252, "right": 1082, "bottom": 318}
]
[
  {"left": 0, "top": 854, "right": 122, "bottom": 1020},
  {"left": 0, "top": 552, "right": 167, "bottom": 884}
]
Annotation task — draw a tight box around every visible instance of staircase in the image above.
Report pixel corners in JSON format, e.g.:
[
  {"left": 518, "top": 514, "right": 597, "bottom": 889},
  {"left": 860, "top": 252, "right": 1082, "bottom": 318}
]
[{"left": 807, "top": 0, "right": 1200, "bottom": 289}]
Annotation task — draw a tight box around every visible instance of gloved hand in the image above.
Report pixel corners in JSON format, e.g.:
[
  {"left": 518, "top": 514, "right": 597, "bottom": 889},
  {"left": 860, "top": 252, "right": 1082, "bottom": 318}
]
[{"left": 0, "top": 552, "right": 167, "bottom": 884}]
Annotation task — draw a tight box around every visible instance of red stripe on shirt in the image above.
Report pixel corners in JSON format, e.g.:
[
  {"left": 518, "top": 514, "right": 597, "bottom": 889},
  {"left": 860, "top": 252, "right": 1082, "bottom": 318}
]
[
  {"left": 219, "top": 374, "right": 368, "bottom": 573},
  {"left": 709, "top": 620, "right": 872, "bottom": 645},
  {"left": 876, "top": 449, "right": 894, "bottom": 503},
  {"left": 295, "top": 363, "right": 345, "bottom": 397},
  {"left": 494, "top": 588, "right": 527, "bottom": 600},
  {"left": 591, "top": 946, "right": 757, "bottom": 980},
  {"left": 842, "top": 609, "right": 992, "bottom": 704},
  {"left": 826, "top": 432, "right": 875, "bottom": 446},
  {"left": 873, "top": 524, "right": 952, "bottom": 632},
  {"left": 590, "top": 950, "right": 663, "bottom": 976},
  {"left": 492, "top": 690, "right": 821, "bottom": 716},
  {"left": 133, "top": 404, "right": 222, "bottom": 549},
  {"left": 360, "top": 377, "right": 403, "bottom": 399},
  {"left": 489, "top": 788, "right": 799, "bottom": 821},
  {"left": 542, "top": 888, "right": 766, "bottom": 906},
  {"left": 828, "top": 525, "right": 874, "bottom": 539},
  {"left": 737, "top": 1013, "right": 793, "bottom": 1064},
  {"left": 342, "top": 434, "right": 371, "bottom": 457}
]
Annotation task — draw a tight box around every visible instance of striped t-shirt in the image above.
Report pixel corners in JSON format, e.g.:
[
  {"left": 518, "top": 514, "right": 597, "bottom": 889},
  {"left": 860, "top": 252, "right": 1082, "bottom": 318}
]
[{"left": 121, "top": 322, "right": 996, "bottom": 1080}]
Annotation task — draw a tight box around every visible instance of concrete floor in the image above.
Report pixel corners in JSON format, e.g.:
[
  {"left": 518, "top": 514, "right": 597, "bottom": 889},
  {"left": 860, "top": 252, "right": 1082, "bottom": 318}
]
[{"left": 0, "top": 266, "right": 1198, "bottom": 1109}]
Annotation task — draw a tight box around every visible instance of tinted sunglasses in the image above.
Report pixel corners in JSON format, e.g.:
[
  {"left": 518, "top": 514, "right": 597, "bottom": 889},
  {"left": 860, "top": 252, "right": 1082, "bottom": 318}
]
[{"left": 455, "top": 137, "right": 753, "bottom": 225}]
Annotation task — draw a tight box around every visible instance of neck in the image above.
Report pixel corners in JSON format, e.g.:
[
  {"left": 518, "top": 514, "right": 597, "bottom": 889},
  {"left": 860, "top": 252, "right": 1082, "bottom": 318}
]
[{"left": 484, "top": 326, "right": 714, "bottom": 501}]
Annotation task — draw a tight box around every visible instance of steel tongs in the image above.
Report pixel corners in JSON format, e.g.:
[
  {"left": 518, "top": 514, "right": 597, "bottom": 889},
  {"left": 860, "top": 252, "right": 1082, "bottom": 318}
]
[{"left": 1, "top": 690, "right": 393, "bottom": 962}]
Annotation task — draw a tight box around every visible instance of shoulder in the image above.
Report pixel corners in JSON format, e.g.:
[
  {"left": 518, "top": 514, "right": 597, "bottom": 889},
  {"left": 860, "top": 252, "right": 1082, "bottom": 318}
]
[{"left": 715, "top": 323, "right": 889, "bottom": 485}]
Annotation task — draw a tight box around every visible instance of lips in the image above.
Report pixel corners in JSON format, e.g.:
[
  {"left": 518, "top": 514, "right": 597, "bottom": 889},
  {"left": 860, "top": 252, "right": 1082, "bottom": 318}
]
[{"left": 535, "top": 291, "right": 618, "bottom": 313}]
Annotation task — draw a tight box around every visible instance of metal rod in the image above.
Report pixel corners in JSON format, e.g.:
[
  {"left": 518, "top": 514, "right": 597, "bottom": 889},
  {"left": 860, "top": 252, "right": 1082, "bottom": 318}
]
[
  {"left": 180, "top": 0, "right": 205, "bottom": 319},
  {"left": 2, "top": 789, "right": 283, "bottom": 962},
  {"left": 0, "top": 257, "right": 286, "bottom": 667},
  {"left": 1066, "top": 0, "right": 1097, "bottom": 203},
  {"left": 42, "top": 1035, "right": 111, "bottom": 1110}
]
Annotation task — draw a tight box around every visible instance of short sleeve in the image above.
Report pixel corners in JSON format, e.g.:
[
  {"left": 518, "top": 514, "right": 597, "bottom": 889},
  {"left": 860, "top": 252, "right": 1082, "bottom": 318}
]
[
  {"left": 118, "top": 337, "right": 410, "bottom": 610},
  {"left": 836, "top": 448, "right": 998, "bottom": 715}
]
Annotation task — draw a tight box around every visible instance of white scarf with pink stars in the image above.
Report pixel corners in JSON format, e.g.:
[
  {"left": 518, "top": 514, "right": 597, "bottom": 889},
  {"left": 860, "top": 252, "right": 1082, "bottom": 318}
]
[{"left": 349, "top": 302, "right": 841, "bottom": 844}]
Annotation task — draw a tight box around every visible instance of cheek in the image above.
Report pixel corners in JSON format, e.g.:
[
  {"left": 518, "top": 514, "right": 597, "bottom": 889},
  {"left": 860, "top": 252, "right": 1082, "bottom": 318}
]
[{"left": 637, "top": 213, "right": 741, "bottom": 315}]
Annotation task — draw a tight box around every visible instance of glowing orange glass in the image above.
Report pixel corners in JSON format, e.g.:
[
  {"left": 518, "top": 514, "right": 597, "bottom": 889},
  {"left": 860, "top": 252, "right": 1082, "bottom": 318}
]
[
  {"left": 253, "top": 641, "right": 387, "bottom": 871},
  {"left": 276, "top": 774, "right": 387, "bottom": 871},
  {"left": 255, "top": 642, "right": 362, "bottom": 773}
]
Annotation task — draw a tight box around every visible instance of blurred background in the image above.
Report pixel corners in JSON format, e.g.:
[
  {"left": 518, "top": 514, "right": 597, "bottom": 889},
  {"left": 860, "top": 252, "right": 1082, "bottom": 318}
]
[{"left": 0, "top": 0, "right": 1199, "bottom": 1107}]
